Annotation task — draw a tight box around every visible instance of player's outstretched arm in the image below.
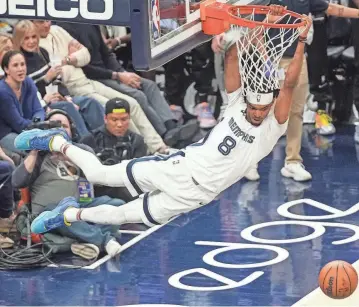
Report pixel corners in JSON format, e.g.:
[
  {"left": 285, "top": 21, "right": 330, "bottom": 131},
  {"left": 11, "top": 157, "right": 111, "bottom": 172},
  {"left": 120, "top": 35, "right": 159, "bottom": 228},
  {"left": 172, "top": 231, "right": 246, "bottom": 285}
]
[
  {"left": 274, "top": 15, "right": 312, "bottom": 124},
  {"left": 224, "top": 43, "right": 241, "bottom": 93},
  {"left": 326, "top": 1, "right": 359, "bottom": 18}
]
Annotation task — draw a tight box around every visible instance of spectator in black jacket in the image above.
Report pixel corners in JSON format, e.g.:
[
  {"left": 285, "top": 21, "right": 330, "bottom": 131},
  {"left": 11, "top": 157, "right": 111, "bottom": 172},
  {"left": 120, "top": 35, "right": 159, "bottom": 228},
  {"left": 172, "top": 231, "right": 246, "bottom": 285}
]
[
  {"left": 81, "top": 98, "right": 147, "bottom": 202},
  {"left": 57, "top": 23, "right": 198, "bottom": 147}
]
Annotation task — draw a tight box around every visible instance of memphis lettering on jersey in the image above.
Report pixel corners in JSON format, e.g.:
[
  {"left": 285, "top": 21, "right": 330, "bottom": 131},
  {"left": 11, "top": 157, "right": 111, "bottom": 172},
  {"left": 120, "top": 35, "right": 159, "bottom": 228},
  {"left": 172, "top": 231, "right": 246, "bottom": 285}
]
[
  {"left": 0, "top": 0, "right": 114, "bottom": 21},
  {"left": 228, "top": 117, "right": 255, "bottom": 144}
]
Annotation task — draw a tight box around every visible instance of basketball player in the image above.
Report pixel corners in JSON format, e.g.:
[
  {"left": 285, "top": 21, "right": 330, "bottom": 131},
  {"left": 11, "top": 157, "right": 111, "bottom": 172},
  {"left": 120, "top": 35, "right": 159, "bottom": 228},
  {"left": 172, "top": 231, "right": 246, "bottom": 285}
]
[{"left": 16, "top": 12, "right": 312, "bottom": 237}]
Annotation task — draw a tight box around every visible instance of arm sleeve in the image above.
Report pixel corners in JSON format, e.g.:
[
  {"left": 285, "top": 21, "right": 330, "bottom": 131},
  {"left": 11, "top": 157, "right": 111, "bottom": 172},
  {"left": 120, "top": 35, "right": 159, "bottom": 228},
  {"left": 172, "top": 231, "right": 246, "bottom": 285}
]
[
  {"left": 82, "top": 64, "right": 114, "bottom": 80},
  {"left": 56, "top": 26, "right": 91, "bottom": 67},
  {"left": 310, "top": 0, "right": 329, "bottom": 13},
  {"left": 11, "top": 154, "right": 44, "bottom": 188},
  {"left": 0, "top": 93, "right": 32, "bottom": 133}
]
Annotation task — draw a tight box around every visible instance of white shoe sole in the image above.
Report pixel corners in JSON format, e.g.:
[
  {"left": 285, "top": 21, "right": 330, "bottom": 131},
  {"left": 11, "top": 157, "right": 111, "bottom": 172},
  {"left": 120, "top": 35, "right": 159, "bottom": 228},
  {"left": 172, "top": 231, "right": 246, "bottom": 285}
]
[
  {"left": 71, "top": 243, "right": 100, "bottom": 260},
  {"left": 281, "top": 167, "right": 312, "bottom": 182},
  {"left": 0, "top": 236, "right": 14, "bottom": 248}
]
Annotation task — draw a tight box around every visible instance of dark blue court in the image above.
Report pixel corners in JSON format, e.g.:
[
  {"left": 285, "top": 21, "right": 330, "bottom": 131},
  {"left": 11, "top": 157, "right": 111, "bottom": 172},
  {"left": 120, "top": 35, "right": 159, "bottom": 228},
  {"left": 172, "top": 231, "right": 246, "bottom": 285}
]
[{"left": 1, "top": 125, "right": 359, "bottom": 306}]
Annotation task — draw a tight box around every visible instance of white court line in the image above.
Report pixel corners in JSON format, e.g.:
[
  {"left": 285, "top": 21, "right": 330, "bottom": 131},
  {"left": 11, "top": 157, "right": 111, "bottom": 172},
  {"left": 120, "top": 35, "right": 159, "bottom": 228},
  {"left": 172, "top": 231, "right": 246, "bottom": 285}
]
[
  {"left": 83, "top": 219, "right": 175, "bottom": 270},
  {"left": 119, "top": 229, "right": 145, "bottom": 235},
  {"left": 292, "top": 259, "right": 359, "bottom": 307},
  {"left": 47, "top": 219, "right": 175, "bottom": 270},
  {"left": 47, "top": 224, "right": 162, "bottom": 270}
]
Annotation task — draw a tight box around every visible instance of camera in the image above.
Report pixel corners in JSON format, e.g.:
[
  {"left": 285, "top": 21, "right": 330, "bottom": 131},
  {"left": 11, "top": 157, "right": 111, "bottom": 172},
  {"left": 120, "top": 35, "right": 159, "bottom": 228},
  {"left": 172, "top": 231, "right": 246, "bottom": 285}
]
[
  {"left": 27, "top": 119, "right": 63, "bottom": 131},
  {"left": 97, "top": 137, "right": 132, "bottom": 165}
]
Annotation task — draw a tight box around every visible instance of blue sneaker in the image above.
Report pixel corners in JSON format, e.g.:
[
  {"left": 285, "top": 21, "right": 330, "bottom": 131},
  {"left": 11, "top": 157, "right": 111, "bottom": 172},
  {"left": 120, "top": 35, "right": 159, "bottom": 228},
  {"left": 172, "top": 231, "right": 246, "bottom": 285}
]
[
  {"left": 31, "top": 196, "right": 80, "bottom": 234},
  {"left": 15, "top": 128, "right": 71, "bottom": 151}
]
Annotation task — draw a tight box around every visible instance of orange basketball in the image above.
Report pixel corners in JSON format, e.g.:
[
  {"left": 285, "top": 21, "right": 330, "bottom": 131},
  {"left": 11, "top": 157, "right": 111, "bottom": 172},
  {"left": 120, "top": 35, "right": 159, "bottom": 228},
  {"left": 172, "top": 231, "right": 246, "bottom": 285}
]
[{"left": 318, "top": 260, "right": 358, "bottom": 299}]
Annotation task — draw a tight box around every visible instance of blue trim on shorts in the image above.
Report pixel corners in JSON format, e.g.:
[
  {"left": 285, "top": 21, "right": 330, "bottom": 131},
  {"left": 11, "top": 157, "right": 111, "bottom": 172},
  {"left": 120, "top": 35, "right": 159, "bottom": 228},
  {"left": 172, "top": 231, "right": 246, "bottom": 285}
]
[
  {"left": 143, "top": 192, "right": 161, "bottom": 225},
  {"left": 126, "top": 151, "right": 185, "bottom": 196}
]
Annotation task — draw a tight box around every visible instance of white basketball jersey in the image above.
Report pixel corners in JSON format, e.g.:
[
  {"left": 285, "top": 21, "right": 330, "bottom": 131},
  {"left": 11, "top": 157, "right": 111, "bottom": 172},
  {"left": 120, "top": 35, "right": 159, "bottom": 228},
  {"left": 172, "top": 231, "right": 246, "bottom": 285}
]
[{"left": 184, "top": 88, "right": 288, "bottom": 194}]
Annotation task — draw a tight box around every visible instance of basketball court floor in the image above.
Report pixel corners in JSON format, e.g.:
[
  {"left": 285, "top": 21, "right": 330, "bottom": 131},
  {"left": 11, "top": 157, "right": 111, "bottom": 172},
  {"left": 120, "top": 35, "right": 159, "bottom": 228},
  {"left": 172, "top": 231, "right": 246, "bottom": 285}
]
[{"left": 0, "top": 125, "right": 359, "bottom": 306}]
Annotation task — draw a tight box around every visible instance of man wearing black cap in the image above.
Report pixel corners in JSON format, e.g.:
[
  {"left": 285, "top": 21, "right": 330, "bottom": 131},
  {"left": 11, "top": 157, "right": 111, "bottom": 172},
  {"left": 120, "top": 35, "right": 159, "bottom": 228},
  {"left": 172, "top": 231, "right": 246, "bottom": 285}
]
[
  {"left": 81, "top": 98, "right": 147, "bottom": 163},
  {"left": 81, "top": 98, "right": 147, "bottom": 201}
]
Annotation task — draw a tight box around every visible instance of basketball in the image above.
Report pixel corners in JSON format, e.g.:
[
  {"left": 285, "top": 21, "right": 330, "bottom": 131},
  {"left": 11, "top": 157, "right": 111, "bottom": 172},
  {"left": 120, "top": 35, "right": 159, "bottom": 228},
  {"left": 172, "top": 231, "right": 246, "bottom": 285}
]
[{"left": 318, "top": 260, "right": 358, "bottom": 299}]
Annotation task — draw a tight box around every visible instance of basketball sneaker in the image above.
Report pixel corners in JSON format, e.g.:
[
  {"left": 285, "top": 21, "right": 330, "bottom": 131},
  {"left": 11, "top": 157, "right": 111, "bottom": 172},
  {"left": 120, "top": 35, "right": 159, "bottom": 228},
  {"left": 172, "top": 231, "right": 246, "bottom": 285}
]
[
  {"left": 31, "top": 196, "right": 80, "bottom": 234},
  {"left": 281, "top": 163, "right": 312, "bottom": 182},
  {"left": 14, "top": 128, "right": 71, "bottom": 151},
  {"left": 71, "top": 243, "right": 100, "bottom": 260},
  {"left": 315, "top": 110, "right": 336, "bottom": 136}
]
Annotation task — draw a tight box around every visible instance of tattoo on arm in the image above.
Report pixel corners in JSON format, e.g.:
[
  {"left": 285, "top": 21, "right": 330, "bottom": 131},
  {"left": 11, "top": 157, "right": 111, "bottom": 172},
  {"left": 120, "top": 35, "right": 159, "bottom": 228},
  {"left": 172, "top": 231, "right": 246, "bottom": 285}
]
[{"left": 339, "top": 7, "right": 344, "bottom": 16}]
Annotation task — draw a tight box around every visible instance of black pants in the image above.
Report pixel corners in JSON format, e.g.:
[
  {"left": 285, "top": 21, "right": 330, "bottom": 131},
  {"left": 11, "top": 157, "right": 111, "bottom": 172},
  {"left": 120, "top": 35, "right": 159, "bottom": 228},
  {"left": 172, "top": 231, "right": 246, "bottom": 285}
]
[
  {"left": 0, "top": 161, "right": 14, "bottom": 218},
  {"left": 306, "top": 18, "right": 329, "bottom": 88},
  {"left": 164, "top": 41, "right": 215, "bottom": 109}
]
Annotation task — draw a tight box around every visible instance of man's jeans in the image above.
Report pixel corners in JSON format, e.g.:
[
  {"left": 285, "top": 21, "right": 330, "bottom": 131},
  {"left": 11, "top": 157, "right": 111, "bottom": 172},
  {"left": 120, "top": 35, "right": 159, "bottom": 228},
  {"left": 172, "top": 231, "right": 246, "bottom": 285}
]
[{"left": 45, "top": 196, "right": 125, "bottom": 251}]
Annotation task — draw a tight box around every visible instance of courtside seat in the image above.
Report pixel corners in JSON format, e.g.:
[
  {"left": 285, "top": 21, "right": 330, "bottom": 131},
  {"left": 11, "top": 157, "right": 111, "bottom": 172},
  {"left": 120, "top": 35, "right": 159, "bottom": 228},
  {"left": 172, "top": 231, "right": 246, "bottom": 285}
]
[
  {"left": 342, "top": 46, "right": 355, "bottom": 61},
  {"left": 327, "top": 45, "right": 346, "bottom": 60}
]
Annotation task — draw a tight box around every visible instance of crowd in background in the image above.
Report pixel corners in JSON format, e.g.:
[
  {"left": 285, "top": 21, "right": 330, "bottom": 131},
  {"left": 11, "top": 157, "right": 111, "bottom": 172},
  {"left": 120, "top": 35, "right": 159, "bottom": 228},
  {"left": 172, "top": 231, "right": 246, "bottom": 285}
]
[{"left": 0, "top": 0, "right": 358, "bottom": 258}]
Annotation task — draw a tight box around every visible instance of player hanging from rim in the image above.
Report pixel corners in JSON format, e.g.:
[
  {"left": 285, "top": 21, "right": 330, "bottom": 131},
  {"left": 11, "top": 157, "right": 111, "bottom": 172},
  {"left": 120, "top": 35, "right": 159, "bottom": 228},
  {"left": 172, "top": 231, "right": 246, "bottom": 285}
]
[{"left": 16, "top": 7, "right": 312, "bottom": 241}]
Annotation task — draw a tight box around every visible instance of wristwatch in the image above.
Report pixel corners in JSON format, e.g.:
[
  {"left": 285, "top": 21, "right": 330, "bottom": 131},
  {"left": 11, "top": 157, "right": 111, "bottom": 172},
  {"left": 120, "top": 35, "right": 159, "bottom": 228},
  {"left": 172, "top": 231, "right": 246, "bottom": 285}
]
[{"left": 65, "top": 56, "right": 71, "bottom": 65}]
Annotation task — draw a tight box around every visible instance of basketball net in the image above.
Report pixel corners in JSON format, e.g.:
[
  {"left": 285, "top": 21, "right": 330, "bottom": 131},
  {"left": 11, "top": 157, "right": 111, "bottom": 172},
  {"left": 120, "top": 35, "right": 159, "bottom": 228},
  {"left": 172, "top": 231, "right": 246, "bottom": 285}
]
[{"left": 230, "top": 9, "right": 304, "bottom": 96}]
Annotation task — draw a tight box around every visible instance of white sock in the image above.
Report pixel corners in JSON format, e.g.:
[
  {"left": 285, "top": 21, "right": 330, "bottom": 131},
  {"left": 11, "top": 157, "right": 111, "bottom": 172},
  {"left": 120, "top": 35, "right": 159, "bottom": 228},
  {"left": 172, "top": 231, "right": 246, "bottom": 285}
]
[
  {"left": 64, "top": 208, "right": 80, "bottom": 223},
  {"left": 51, "top": 135, "right": 68, "bottom": 152},
  {"left": 105, "top": 239, "right": 122, "bottom": 257}
]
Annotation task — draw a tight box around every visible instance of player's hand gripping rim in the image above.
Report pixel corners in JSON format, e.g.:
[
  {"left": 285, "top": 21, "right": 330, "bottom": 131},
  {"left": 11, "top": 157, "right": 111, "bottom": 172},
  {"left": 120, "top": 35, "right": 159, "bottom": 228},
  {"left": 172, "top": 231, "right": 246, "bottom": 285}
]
[
  {"left": 298, "top": 15, "right": 313, "bottom": 43},
  {"left": 267, "top": 5, "right": 287, "bottom": 24}
]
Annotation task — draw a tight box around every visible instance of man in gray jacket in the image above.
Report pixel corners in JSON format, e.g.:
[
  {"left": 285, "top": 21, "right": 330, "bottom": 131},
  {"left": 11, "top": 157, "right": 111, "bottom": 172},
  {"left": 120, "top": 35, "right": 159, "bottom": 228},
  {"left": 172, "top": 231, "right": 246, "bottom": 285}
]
[{"left": 12, "top": 110, "right": 124, "bottom": 257}]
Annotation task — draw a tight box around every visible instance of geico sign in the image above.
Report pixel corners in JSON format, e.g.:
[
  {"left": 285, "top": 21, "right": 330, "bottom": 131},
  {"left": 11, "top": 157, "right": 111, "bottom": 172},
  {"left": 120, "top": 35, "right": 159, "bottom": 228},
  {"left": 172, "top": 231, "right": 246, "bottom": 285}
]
[
  {"left": 169, "top": 198, "right": 359, "bottom": 291},
  {"left": 0, "top": 0, "right": 114, "bottom": 21}
]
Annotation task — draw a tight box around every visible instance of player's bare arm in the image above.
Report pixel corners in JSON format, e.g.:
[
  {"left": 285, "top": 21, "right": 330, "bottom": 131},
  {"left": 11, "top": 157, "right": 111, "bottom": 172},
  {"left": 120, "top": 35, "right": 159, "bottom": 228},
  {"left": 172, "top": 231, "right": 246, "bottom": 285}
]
[
  {"left": 274, "top": 15, "right": 312, "bottom": 124},
  {"left": 224, "top": 43, "right": 241, "bottom": 93},
  {"left": 326, "top": 1, "right": 359, "bottom": 18}
]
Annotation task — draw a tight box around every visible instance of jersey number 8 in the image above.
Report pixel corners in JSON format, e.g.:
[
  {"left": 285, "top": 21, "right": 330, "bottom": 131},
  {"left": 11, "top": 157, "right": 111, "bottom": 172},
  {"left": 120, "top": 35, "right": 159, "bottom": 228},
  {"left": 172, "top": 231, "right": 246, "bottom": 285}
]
[{"left": 218, "top": 136, "right": 236, "bottom": 156}]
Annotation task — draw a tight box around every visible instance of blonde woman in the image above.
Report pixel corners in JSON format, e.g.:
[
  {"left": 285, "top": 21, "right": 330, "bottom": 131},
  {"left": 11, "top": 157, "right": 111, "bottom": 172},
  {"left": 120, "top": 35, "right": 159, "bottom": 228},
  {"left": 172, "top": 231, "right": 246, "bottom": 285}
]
[{"left": 13, "top": 20, "right": 105, "bottom": 138}]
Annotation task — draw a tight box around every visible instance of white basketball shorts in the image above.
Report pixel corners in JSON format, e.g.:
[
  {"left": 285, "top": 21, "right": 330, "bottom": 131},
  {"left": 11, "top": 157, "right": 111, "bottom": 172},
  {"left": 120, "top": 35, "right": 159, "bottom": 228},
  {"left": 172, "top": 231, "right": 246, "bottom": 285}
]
[{"left": 120, "top": 151, "right": 217, "bottom": 226}]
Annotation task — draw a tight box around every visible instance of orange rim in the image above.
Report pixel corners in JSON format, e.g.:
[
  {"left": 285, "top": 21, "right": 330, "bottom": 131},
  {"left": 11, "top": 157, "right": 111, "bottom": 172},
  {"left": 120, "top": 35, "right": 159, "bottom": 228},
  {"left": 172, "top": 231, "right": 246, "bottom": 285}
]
[
  {"left": 228, "top": 5, "right": 306, "bottom": 29},
  {"left": 200, "top": 1, "right": 306, "bottom": 34}
]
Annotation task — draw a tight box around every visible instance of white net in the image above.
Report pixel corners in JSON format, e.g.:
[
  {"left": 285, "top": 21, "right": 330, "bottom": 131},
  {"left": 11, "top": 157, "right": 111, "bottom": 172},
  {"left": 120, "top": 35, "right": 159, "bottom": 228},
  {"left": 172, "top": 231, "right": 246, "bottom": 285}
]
[{"left": 230, "top": 8, "right": 304, "bottom": 96}]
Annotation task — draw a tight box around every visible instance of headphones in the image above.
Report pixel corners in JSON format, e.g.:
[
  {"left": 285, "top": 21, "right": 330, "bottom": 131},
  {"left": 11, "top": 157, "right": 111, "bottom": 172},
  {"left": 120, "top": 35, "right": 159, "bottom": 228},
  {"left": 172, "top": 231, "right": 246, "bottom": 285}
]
[{"left": 45, "top": 109, "right": 79, "bottom": 141}]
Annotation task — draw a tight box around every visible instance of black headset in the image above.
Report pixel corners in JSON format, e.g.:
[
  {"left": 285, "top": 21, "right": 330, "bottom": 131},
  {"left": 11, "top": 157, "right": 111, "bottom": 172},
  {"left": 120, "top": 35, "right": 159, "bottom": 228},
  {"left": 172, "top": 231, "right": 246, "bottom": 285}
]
[{"left": 45, "top": 109, "right": 79, "bottom": 141}]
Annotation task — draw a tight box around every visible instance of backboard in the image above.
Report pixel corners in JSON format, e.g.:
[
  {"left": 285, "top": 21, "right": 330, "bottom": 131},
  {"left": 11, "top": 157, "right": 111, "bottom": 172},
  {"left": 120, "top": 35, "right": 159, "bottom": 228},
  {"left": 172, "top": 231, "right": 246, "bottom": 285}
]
[
  {"left": 146, "top": 0, "right": 269, "bottom": 70},
  {"left": 0, "top": 0, "right": 269, "bottom": 70}
]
